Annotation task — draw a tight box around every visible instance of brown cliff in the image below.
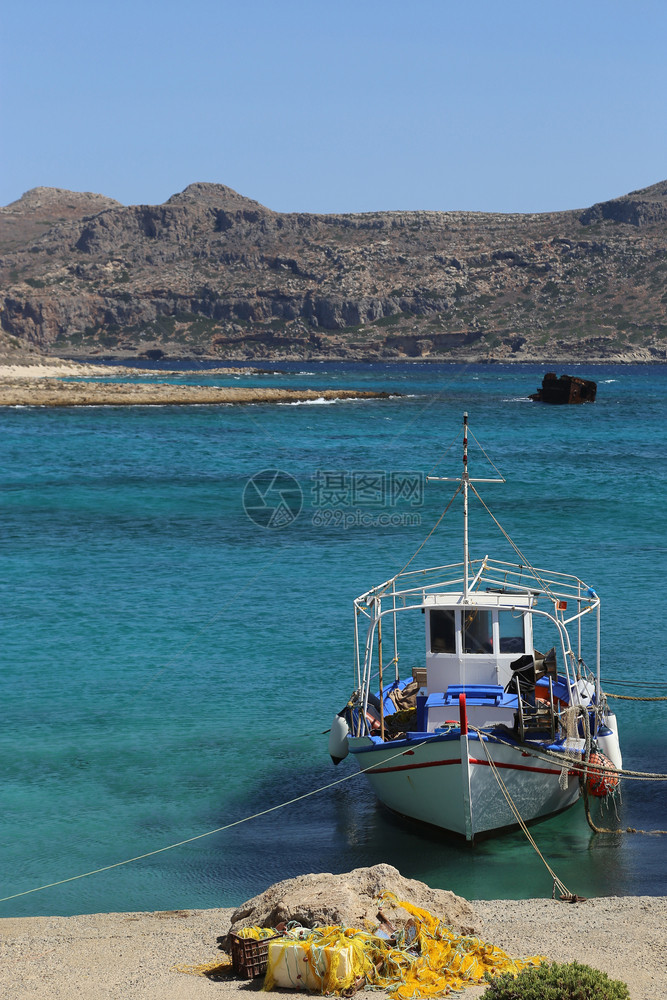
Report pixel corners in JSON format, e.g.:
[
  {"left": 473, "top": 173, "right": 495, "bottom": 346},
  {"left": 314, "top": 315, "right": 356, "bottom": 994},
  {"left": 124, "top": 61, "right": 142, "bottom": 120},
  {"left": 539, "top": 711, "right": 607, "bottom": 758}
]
[{"left": 1, "top": 180, "right": 666, "bottom": 362}]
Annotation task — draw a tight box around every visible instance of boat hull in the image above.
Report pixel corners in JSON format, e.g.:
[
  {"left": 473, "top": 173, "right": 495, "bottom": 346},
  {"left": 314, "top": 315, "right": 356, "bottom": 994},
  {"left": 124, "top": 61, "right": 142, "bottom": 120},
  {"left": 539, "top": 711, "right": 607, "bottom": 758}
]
[{"left": 348, "top": 732, "right": 581, "bottom": 841}]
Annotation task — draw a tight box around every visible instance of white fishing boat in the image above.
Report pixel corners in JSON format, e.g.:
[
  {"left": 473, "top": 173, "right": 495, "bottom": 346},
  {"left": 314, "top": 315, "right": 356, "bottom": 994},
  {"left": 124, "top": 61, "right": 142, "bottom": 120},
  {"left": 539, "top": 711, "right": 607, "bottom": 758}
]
[{"left": 329, "top": 413, "right": 622, "bottom": 842}]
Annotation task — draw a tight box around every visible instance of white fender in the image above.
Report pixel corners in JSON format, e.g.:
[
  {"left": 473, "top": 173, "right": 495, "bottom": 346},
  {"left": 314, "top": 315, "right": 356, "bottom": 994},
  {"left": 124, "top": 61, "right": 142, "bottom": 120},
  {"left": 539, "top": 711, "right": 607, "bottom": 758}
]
[
  {"left": 597, "top": 713, "right": 623, "bottom": 770},
  {"left": 329, "top": 714, "right": 350, "bottom": 764}
]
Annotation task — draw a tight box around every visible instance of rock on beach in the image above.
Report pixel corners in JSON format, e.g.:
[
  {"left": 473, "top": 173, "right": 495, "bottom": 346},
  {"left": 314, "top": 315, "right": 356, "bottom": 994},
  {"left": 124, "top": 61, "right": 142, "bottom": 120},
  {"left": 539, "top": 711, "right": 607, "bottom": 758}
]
[{"left": 227, "top": 864, "right": 478, "bottom": 937}]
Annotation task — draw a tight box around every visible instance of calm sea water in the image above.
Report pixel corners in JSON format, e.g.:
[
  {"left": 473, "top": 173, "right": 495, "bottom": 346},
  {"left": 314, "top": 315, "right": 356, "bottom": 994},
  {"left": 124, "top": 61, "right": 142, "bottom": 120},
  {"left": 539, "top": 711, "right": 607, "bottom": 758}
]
[{"left": 0, "top": 362, "right": 665, "bottom": 917}]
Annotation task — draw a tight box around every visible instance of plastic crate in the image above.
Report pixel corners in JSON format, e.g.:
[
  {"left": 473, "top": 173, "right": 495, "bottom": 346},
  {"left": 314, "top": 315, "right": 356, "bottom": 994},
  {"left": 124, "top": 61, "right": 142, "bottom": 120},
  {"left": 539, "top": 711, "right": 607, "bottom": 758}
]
[{"left": 229, "top": 932, "right": 282, "bottom": 978}]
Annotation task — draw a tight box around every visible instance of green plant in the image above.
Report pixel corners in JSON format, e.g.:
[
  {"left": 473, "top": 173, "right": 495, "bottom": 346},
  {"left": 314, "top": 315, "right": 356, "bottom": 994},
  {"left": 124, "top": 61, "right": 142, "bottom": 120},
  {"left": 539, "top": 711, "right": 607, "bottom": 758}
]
[
  {"left": 374, "top": 313, "right": 403, "bottom": 327},
  {"left": 481, "top": 960, "right": 630, "bottom": 1000}
]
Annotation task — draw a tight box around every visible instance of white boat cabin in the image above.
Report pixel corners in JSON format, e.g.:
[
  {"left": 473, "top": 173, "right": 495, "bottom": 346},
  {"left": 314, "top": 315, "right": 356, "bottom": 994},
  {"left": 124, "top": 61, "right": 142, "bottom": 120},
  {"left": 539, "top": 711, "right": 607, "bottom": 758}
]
[
  {"left": 419, "top": 593, "right": 535, "bottom": 732},
  {"left": 424, "top": 592, "right": 534, "bottom": 689}
]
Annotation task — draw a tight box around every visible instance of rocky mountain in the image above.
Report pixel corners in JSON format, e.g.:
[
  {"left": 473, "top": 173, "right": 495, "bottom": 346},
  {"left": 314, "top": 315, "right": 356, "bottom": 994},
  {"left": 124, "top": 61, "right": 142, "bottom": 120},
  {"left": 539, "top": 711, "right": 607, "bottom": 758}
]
[
  {"left": 0, "top": 187, "right": 122, "bottom": 254},
  {"left": 1, "top": 180, "right": 666, "bottom": 361}
]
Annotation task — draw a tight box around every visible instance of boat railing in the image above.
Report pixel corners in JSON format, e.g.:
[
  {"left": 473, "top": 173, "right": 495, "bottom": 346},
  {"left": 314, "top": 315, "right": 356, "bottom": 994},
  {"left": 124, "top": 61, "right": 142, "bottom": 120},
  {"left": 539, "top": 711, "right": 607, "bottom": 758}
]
[
  {"left": 357, "top": 557, "right": 599, "bottom": 609},
  {"left": 355, "top": 581, "right": 598, "bottom": 634},
  {"left": 353, "top": 576, "right": 596, "bottom": 725}
]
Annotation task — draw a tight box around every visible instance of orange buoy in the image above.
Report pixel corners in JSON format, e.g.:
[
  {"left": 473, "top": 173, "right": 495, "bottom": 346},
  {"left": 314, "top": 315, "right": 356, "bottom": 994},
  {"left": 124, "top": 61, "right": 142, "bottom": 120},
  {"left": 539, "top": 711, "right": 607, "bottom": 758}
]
[{"left": 587, "top": 751, "right": 619, "bottom": 797}]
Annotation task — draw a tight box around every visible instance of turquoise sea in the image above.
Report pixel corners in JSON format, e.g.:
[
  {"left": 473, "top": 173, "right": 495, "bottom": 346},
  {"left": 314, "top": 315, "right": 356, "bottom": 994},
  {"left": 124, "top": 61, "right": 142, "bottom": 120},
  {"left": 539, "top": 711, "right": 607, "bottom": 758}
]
[{"left": 0, "top": 362, "right": 665, "bottom": 917}]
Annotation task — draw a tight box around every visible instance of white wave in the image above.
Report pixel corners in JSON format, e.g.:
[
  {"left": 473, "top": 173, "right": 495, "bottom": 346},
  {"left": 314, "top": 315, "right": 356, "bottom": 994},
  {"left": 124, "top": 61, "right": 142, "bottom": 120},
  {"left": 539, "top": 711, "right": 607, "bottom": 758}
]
[
  {"left": 278, "top": 397, "right": 341, "bottom": 405},
  {"left": 277, "top": 394, "right": 393, "bottom": 406}
]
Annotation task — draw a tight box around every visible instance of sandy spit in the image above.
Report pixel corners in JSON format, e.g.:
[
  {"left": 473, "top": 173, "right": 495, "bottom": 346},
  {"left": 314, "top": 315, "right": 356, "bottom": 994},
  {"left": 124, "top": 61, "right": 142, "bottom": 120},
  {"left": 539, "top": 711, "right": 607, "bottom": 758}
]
[
  {"left": 1, "top": 897, "right": 664, "bottom": 1000},
  {"left": 0, "top": 360, "right": 390, "bottom": 407},
  {"left": 0, "top": 380, "right": 387, "bottom": 407}
]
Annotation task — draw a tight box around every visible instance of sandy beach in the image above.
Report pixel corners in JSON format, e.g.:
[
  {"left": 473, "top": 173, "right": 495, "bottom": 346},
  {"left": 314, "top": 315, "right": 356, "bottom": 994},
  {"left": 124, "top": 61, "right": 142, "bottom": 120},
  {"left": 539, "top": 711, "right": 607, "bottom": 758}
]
[
  {"left": 0, "top": 361, "right": 388, "bottom": 407},
  {"left": 1, "top": 897, "right": 664, "bottom": 1000}
]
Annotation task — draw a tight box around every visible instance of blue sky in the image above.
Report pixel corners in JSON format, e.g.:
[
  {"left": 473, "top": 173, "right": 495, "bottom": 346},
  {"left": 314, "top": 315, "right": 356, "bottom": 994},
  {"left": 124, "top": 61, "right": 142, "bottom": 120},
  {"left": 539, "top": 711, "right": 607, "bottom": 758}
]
[{"left": 2, "top": 0, "right": 666, "bottom": 213}]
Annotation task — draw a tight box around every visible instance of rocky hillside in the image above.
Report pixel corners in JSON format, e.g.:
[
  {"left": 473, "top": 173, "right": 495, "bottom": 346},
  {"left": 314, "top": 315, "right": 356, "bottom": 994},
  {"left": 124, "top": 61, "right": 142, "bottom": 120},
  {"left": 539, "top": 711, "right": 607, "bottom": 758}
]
[{"left": 1, "top": 180, "right": 666, "bottom": 361}]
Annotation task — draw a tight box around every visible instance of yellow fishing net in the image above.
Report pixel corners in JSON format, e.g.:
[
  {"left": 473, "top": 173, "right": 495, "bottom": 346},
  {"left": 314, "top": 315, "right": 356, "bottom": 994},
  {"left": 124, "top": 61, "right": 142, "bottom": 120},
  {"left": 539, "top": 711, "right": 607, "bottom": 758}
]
[
  {"left": 236, "top": 926, "right": 280, "bottom": 940},
  {"left": 173, "top": 956, "right": 234, "bottom": 979},
  {"left": 262, "top": 892, "right": 546, "bottom": 997}
]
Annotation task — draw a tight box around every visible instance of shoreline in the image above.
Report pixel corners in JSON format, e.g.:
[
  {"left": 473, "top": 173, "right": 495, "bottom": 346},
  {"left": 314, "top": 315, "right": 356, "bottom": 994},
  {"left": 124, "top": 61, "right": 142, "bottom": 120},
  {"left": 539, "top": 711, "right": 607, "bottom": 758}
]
[
  {"left": 41, "top": 358, "right": 667, "bottom": 367},
  {"left": 0, "top": 362, "right": 390, "bottom": 407},
  {"left": 1, "top": 896, "right": 665, "bottom": 999},
  {"left": 0, "top": 352, "right": 659, "bottom": 406},
  {"left": 55, "top": 350, "right": 667, "bottom": 364}
]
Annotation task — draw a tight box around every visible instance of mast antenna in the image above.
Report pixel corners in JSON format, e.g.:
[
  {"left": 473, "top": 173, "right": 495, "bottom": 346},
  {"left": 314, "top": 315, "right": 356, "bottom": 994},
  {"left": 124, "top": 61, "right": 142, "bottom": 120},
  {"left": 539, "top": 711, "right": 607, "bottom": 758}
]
[{"left": 426, "top": 412, "right": 504, "bottom": 600}]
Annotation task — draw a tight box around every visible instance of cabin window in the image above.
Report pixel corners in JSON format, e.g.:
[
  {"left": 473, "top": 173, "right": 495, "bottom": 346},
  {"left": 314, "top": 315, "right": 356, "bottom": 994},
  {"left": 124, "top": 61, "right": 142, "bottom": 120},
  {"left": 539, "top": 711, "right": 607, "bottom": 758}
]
[
  {"left": 497, "top": 611, "right": 525, "bottom": 653},
  {"left": 430, "top": 609, "right": 456, "bottom": 653},
  {"left": 463, "top": 609, "right": 493, "bottom": 653}
]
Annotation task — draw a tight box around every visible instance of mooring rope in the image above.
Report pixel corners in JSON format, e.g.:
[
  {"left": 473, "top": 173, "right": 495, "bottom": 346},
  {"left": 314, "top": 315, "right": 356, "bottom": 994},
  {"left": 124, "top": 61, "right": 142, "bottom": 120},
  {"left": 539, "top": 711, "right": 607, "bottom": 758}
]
[
  {"left": 604, "top": 679, "right": 666, "bottom": 688},
  {"left": 471, "top": 726, "right": 575, "bottom": 899},
  {"left": 582, "top": 784, "right": 667, "bottom": 836},
  {"left": 605, "top": 692, "right": 667, "bottom": 701},
  {"left": 476, "top": 729, "right": 667, "bottom": 835},
  {"left": 0, "top": 741, "right": 428, "bottom": 905},
  {"left": 477, "top": 729, "right": 667, "bottom": 782},
  {"left": 5, "top": 710, "right": 665, "bottom": 906}
]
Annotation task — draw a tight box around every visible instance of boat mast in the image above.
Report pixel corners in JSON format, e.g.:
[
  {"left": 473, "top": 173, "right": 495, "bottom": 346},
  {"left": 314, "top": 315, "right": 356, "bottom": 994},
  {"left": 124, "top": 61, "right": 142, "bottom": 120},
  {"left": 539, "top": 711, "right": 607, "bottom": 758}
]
[
  {"left": 463, "top": 412, "right": 469, "bottom": 599},
  {"left": 426, "top": 412, "right": 504, "bottom": 602}
]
